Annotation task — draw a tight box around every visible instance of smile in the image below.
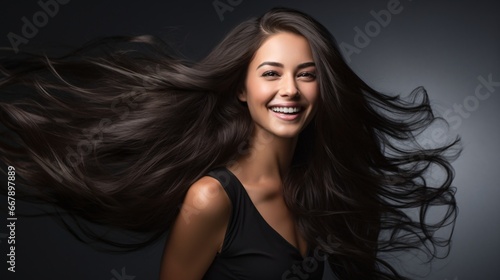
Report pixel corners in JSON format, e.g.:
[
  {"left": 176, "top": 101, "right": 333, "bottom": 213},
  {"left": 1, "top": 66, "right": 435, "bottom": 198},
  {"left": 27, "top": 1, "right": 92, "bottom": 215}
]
[
  {"left": 269, "top": 106, "right": 302, "bottom": 114},
  {"left": 268, "top": 106, "right": 303, "bottom": 121}
]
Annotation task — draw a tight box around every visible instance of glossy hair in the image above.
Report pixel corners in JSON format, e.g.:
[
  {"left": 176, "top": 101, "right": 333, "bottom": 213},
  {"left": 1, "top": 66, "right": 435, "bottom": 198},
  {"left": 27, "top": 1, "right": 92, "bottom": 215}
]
[{"left": 0, "top": 7, "right": 459, "bottom": 279}]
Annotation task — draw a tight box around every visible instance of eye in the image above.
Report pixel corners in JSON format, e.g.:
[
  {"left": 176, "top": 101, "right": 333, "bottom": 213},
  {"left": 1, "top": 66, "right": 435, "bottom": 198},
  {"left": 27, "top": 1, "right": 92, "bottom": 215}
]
[
  {"left": 297, "top": 72, "right": 316, "bottom": 80},
  {"left": 262, "top": 71, "right": 280, "bottom": 77}
]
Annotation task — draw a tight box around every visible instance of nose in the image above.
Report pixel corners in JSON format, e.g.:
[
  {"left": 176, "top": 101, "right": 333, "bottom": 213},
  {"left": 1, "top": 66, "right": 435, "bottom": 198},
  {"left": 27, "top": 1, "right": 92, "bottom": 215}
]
[{"left": 278, "top": 74, "right": 300, "bottom": 99}]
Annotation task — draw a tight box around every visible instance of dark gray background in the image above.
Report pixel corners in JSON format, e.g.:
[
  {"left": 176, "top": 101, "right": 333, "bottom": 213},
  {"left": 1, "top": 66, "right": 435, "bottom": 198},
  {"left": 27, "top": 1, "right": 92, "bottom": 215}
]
[{"left": 0, "top": 0, "right": 499, "bottom": 279}]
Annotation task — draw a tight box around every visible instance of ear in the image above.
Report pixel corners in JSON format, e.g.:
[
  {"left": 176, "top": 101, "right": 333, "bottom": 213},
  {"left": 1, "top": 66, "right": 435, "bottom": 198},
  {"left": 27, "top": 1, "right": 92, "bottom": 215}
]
[{"left": 238, "top": 89, "right": 247, "bottom": 102}]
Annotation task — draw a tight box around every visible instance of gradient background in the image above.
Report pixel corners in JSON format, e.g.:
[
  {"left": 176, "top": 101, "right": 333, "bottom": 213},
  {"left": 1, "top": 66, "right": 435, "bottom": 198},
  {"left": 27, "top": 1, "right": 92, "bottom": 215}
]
[{"left": 0, "top": 0, "right": 499, "bottom": 279}]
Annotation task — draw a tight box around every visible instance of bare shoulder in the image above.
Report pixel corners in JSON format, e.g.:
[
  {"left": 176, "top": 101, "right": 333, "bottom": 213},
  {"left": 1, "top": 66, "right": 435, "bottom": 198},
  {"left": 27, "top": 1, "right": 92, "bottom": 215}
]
[
  {"left": 173, "top": 175, "right": 232, "bottom": 232},
  {"left": 182, "top": 175, "right": 231, "bottom": 217},
  {"left": 159, "top": 176, "right": 231, "bottom": 279}
]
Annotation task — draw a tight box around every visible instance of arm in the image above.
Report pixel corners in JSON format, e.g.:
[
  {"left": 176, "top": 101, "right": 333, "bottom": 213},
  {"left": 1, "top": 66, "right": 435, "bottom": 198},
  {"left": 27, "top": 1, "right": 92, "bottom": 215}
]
[{"left": 159, "top": 176, "right": 231, "bottom": 280}]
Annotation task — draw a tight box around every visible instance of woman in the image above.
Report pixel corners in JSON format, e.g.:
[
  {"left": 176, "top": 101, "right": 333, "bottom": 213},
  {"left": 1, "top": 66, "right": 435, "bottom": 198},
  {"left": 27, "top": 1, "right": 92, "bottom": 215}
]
[{"left": 0, "top": 7, "right": 460, "bottom": 279}]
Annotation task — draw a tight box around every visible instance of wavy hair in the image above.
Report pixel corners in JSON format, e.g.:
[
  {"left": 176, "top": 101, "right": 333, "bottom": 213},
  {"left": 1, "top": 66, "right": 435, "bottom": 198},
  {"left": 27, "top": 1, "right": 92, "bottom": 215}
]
[{"left": 0, "top": 7, "right": 460, "bottom": 279}]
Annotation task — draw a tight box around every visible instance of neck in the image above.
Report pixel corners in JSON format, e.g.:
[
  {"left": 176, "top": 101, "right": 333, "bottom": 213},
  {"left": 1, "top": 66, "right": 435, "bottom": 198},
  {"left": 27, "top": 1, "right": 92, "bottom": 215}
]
[{"left": 229, "top": 126, "right": 297, "bottom": 184}]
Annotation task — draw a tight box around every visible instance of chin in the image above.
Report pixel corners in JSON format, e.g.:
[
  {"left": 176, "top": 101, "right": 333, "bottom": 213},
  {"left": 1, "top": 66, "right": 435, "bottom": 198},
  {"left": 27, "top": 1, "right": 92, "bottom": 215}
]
[
  {"left": 270, "top": 129, "right": 302, "bottom": 139},
  {"left": 253, "top": 122, "right": 305, "bottom": 140}
]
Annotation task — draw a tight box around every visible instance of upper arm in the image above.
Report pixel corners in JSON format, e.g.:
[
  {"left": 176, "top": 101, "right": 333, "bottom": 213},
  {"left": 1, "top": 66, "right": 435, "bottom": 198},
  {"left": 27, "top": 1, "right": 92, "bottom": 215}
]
[{"left": 159, "top": 176, "right": 231, "bottom": 280}]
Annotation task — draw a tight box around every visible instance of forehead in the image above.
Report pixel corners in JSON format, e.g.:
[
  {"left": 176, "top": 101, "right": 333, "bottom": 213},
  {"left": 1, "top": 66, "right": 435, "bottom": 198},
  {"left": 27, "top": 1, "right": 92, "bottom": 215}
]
[{"left": 250, "top": 32, "right": 314, "bottom": 66}]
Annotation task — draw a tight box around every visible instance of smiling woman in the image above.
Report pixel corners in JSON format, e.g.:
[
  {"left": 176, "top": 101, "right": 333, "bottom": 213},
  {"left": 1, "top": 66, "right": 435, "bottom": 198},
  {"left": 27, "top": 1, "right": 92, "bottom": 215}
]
[
  {"left": 240, "top": 32, "right": 318, "bottom": 138},
  {"left": 0, "top": 7, "right": 460, "bottom": 280}
]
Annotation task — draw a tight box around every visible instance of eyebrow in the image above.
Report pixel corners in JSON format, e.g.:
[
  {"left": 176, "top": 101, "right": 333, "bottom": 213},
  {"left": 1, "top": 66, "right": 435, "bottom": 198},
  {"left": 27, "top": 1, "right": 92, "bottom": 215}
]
[{"left": 256, "top": 61, "right": 315, "bottom": 70}]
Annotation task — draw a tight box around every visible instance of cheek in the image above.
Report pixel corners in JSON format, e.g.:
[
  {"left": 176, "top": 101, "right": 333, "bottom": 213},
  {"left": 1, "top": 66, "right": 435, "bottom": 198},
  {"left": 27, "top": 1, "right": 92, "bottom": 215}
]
[
  {"left": 246, "top": 80, "right": 273, "bottom": 104},
  {"left": 301, "top": 83, "right": 319, "bottom": 104}
]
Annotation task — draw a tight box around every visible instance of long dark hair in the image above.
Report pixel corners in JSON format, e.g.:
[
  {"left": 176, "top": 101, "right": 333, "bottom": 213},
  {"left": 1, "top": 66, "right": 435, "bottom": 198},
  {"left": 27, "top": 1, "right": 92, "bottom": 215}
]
[{"left": 0, "top": 7, "right": 460, "bottom": 279}]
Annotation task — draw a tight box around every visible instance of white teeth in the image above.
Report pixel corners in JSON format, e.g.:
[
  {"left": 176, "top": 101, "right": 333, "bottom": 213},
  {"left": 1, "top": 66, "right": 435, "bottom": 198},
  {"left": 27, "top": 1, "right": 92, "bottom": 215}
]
[{"left": 270, "top": 107, "right": 301, "bottom": 114}]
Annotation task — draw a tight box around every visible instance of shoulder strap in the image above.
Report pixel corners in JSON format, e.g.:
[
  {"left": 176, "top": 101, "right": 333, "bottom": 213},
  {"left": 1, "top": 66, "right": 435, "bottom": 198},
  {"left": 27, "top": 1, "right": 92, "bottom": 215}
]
[{"left": 206, "top": 167, "right": 238, "bottom": 204}]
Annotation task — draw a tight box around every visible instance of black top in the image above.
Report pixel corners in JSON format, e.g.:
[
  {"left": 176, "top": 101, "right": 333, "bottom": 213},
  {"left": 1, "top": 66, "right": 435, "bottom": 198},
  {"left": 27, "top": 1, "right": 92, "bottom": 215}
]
[{"left": 202, "top": 167, "right": 325, "bottom": 280}]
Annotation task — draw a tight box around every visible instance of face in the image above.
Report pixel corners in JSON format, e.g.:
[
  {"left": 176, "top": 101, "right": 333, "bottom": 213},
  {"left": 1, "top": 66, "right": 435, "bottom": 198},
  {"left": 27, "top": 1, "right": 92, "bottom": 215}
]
[{"left": 239, "top": 32, "right": 319, "bottom": 139}]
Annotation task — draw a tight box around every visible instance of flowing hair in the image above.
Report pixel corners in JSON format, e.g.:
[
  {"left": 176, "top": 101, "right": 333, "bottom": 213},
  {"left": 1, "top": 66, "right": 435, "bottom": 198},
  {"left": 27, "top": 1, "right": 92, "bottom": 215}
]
[{"left": 0, "top": 7, "right": 460, "bottom": 279}]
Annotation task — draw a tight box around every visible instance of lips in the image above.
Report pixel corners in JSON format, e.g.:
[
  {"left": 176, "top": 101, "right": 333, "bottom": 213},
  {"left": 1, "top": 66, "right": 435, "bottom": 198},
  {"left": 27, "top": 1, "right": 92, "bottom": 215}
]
[
  {"left": 268, "top": 105, "right": 303, "bottom": 121},
  {"left": 269, "top": 106, "right": 302, "bottom": 114}
]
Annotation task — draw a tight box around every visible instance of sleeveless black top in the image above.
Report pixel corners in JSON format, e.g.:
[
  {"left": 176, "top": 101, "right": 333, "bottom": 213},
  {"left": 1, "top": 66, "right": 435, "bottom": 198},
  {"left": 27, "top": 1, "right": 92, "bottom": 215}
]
[{"left": 202, "top": 167, "right": 325, "bottom": 280}]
